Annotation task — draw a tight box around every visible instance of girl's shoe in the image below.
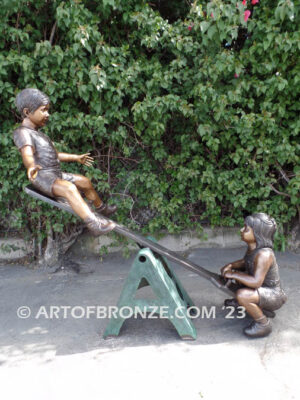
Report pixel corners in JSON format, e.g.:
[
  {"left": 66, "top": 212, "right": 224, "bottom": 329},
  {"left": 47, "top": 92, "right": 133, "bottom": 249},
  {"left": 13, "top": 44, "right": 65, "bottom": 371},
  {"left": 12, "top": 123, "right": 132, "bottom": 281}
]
[
  {"left": 224, "top": 298, "right": 239, "bottom": 308},
  {"left": 243, "top": 319, "right": 272, "bottom": 338}
]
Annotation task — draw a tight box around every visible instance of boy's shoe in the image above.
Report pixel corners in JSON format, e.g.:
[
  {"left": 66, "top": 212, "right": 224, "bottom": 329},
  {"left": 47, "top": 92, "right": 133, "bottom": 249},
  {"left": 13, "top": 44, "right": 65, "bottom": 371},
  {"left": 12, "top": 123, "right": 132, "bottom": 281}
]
[
  {"left": 95, "top": 203, "right": 117, "bottom": 217},
  {"left": 84, "top": 214, "right": 116, "bottom": 236},
  {"left": 243, "top": 319, "right": 272, "bottom": 338}
]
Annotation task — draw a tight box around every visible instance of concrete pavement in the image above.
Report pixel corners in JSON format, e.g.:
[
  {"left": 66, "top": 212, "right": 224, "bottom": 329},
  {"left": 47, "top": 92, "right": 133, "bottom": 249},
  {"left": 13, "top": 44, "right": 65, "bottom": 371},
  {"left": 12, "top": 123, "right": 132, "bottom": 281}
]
[{"left": 0, "top": 246, "right": 299, "bottom": 400}]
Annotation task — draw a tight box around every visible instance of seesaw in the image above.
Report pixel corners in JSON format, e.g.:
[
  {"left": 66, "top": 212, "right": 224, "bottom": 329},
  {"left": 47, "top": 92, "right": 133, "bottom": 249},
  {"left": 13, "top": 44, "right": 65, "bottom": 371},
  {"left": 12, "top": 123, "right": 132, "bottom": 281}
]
[{"left": 25, "top": 185, "right": 234, "bottom": 340}]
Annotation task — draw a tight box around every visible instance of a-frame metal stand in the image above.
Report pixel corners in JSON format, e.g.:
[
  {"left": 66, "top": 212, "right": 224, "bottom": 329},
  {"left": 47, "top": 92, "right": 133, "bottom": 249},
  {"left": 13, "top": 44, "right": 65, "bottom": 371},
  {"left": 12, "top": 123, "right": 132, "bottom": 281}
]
[
  {"left": 24, "top": 185, "right": 235, "bottom": 340},
  {"left": 103, "top": 246, "right": 197, "bottom": 340}
]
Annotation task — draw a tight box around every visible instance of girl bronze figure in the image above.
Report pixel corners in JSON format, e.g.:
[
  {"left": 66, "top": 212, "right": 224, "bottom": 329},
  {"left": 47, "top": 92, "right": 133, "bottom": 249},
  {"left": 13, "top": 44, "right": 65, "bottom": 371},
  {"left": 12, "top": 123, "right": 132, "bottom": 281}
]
[{"left": 221, "top": 213, "right": 287, "bottom": 338}]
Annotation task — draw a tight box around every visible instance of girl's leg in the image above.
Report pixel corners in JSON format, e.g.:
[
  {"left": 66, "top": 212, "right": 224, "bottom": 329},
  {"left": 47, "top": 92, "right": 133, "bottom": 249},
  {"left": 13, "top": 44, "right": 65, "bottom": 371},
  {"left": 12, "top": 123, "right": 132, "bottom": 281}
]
[
  {"left": 236, "top": 288, "right": 272, "bottom": 338},
  {"left": 236, "top": 288, "right": 263, "bottom": 320}
]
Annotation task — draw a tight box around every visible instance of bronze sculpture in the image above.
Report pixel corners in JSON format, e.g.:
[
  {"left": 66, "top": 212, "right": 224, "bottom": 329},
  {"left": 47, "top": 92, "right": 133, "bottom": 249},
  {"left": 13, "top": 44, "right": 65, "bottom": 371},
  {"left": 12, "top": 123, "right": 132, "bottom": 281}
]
[
  {"left": 14, "top": 88, "right": 116, "bottom": 236},
  {"left": 14, "top": 90, "right": 287, "bottom": 339},
  {"left": 221, "top": 213, "right": 287, "bottom": 338}
]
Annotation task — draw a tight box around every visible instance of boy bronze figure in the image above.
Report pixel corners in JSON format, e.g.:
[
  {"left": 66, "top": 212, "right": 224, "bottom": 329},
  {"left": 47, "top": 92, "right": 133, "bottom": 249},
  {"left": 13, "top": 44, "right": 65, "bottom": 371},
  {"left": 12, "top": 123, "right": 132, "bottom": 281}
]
[
  {"left": 221, "top": 213, "right": 287, "bottom": 338},
  {"left": 14, "top": 88, "right": 116, "bottom": 236}
]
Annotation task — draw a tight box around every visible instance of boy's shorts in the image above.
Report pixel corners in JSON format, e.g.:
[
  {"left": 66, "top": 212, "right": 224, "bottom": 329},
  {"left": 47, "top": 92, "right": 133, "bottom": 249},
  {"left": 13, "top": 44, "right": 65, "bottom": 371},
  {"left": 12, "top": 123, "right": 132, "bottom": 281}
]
[{"left": 31, "top": 168, "right": 78, "bottom": 198}]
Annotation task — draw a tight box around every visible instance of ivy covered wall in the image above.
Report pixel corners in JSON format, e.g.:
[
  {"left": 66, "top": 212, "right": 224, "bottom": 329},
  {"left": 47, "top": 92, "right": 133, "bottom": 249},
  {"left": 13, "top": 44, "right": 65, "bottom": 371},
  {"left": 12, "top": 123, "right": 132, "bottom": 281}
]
[{"left": 0, "top": 1, "right": 299, "bottom": 254}]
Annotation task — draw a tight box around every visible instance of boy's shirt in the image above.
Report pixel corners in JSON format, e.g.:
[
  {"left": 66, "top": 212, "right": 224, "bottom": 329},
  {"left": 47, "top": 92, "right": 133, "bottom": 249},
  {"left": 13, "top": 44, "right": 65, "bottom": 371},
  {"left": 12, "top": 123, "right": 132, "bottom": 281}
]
[{"left": 13, "top": 126, "right": 61, "bottom": 171}]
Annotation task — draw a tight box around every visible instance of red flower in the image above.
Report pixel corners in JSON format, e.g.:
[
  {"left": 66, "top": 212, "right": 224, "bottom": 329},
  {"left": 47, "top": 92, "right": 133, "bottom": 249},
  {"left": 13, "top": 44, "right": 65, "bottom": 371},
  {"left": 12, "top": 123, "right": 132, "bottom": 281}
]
[
  {"left": 188, "top": 26, "right": 192, "bottom": 31},
  {"left": 211, "top": 12, "right": 214, "bottom": 18},
  {"left": 244, "top": 10, "right": 251, "bottom": 22},
  {"left": 234, "top": 73, "right": 240, "bottom": 78},
  {"left": 251, "top": 0, "right": 259, "bottom": 4},
  {"left": 242, "top": 0, "right": 247, "bottom": 5}
]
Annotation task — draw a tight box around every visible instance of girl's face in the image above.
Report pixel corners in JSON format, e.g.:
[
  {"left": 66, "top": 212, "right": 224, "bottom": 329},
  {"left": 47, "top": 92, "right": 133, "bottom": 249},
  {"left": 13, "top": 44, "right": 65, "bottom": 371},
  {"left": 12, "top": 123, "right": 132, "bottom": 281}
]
[{"left": 240, "top": 224, "right": 256, "bottom": 244}]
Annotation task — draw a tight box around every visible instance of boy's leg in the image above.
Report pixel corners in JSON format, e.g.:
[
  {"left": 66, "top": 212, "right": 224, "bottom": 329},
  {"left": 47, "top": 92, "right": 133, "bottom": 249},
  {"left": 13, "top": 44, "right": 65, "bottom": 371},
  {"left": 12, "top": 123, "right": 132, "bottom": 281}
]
[
  {"left": 52, "top": 179, "right": 115, "bottom": 235},
  {"left": 68, "top": 174, "right": 102, "bottom": 207},
  {"left": 64, "top": 174, "right": 117, "bottom": 216},
  {"left": 52, "top": 179, "right": 94, "bottom": 219}
]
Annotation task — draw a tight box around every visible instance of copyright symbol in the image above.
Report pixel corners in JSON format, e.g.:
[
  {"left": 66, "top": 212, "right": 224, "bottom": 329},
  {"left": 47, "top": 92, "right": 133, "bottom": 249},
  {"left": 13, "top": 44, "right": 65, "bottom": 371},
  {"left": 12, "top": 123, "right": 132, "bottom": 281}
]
[{"left": 17, "top": 306, "right": 31, "bottom": 319}]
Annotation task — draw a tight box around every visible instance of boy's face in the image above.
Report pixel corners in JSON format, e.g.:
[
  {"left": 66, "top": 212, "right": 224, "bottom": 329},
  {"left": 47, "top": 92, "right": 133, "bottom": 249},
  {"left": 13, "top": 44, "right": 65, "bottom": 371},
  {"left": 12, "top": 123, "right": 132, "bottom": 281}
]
[{"left": 25, "top": 104, "right": 50, "bottom": 128}]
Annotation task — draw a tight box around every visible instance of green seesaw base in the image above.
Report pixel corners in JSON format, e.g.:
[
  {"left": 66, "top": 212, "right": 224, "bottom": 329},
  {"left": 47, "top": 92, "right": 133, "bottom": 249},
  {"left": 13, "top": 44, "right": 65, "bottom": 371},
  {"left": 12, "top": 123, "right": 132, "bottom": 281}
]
[
  {"left": 103, "top": 246, "right": 197, "bottom": 340},
  {"left": 24, "top": 185, "right": 234, "bottom": 340}
]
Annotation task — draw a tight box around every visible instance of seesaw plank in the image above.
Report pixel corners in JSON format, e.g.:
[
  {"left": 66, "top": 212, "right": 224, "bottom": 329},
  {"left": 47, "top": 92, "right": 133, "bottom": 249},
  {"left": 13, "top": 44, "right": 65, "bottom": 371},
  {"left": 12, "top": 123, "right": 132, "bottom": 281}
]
[{"left": 24, "top": 185, "right": 233, "bottom": 295}]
